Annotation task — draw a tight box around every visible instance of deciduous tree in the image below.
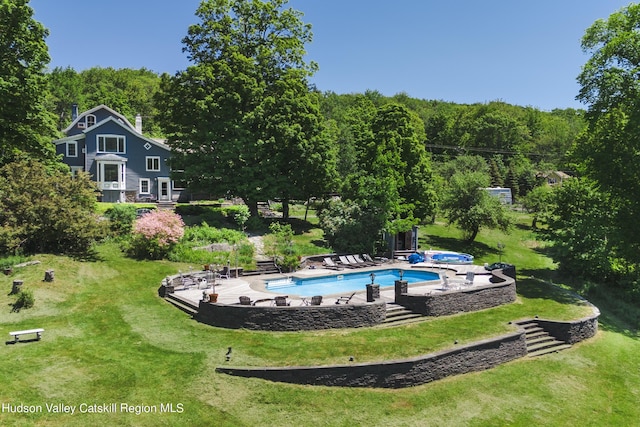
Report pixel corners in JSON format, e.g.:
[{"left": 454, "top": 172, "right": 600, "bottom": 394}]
[
  {"left": 156, "top": 0, "right": 335, "bottom": 217},
  {"left": 0, "top": 0, "right": 57, "bottom": 165}
]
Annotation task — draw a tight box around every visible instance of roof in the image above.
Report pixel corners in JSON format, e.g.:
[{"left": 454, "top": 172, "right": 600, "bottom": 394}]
[{"left": 54, "top": 116, "right": 171, "bottom": 151}]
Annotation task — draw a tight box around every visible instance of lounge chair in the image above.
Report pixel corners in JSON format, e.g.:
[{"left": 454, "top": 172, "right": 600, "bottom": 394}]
[
  {"left": 239, "top": 296, "right": 252, "bottom": 305},
  {"left": 346, "top": 255, "right": 368, "bottom": 267},
  {"left": 338, "top": 255, "right": 360, "bottom": 268},
  {"left": 353, "top": 254, "right": 375, "bottom": 266},
  {"left": 362, "top": 254, "right": 382, "bottom": 265},
  {"left": 252, "top": 298, "right": 274, "bottom": 306},
  {"left": 275, "top": 296, "right": 290, "bottom": 306},
  {"left": 179, "top": 273, "right": 197, "bottom": 289},
  {"left": 335, "top": 292, "right": 356, "bottom": 304},
  {"left": 310, "top": 295, "right": 323, "bottom": 306},
  {"left": 323, "top": 257, "right": 343, "bottom": 270}
]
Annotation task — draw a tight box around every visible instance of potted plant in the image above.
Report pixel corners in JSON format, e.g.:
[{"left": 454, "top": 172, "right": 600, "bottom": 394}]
[{"left": 209, "top": 293, "right": 218, "bottom": 303}]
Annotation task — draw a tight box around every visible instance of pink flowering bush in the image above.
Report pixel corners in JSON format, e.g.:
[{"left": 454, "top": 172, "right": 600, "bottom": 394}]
[{"left": 127, "top": 210, "right": 185, "bottom": 260}]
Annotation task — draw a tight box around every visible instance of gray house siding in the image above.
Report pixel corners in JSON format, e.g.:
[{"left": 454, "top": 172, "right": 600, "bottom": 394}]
[{"left": 54, "top": 105, "right": 179, "bottom": 203}]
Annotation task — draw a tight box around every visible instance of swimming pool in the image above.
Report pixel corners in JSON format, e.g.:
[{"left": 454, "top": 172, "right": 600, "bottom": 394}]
[{"left": 265, "top": 269, "right": 440, "bottom": 296}]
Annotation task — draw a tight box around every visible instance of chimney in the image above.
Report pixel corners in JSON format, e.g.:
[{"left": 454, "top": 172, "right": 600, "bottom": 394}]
[
  {"left": 135, "top": 114, "right": 142, "bottom": 134},
  {"left": 71, "top": 104, "right": 78, "bottom": 121}
]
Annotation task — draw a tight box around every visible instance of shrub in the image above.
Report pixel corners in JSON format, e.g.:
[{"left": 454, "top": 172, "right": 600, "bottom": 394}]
[
  {"left": 168, "top": 224, "right": 255, "bottom": 267},
  {"left": 12, "top": 289, "right": 35, "bottom": 312},
  {"left": 104, "top": 204, "right": 138, "bottom": 236},
  {"left": 126, "top": 210, "right": 184, "bottom": 260},
  {"left": 0, "top": 254, "right": 29, "bottom": 269},
  {"left": 0, "top": 160, "right": 104, "bottom": 256}
]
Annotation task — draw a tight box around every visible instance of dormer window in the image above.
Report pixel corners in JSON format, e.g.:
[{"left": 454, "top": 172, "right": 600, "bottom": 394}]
[{"left": 97, "top": 135, "right": 125, "bottom": 154}]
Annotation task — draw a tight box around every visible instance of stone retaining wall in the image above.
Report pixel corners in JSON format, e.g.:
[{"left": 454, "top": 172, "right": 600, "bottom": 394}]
[
  {"left": 395, "top": 269, "right": 517, "bottom": 316},
  {"left": 535, "top": 310, "right": 600, "bottom": 344},
  {"left": 216, "top": 330, "right": 528, "bottom": 388},
  {"left": 195, "top": 301, "right": 387, "bottom": 331}
]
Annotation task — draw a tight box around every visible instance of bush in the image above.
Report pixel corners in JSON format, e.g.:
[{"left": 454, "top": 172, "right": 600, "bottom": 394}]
[
  {"left": 12, "top": 289, "right": 35, "bottom": 312},
  {"left": 104, "top": 204, "right": 138, "bottom": 236},
  {"left": 126, "top": 210, "right": 185, "bottom": 260},
  {"left": 168, "top": 224, "right": 255, "bottom": 267},
  {"left": 0, "top": 254, "right": 29, "bottom": 269},
  {"left": 0, "top": 160, "right": 104, "bottom": 256}
]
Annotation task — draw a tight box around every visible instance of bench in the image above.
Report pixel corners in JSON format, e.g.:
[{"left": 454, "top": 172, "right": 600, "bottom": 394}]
[{"left": 9, "top": 328, "right": 44, "bottom": 342}]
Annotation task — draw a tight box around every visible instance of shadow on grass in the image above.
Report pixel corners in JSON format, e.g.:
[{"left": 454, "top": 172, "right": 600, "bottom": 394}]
[
  {"left": 421, "top": 235, "right": 495, "bottom": 259},
  {"left": 518, "top": 269, "right": 640, "bottom": 339}
]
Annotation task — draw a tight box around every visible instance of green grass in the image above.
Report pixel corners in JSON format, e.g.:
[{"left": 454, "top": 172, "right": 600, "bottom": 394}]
[{"left": 0, "top": 213, "right": 638, "bottom": 426}]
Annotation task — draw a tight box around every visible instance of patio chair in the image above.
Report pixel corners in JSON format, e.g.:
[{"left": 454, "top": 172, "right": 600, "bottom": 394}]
[
  {"left": 239, "top": 296, "right": 252, "bottom": 305},
  {"left": 252, "top": 298, "right": 274, "bottom": 306},
  {"left": 464, "top": 271, "right": 475, "bottom": 286},
  {"left": 346, "top": 255, "right": 368, "bottom": 267},
  {"left": 180, "top": 273, "right": 197, "bottom": 289},
  {"left": 362, "top": 254, "right": 382, "bottom": 265},
  {"left": 310, "top": 295, "right": 323, "bottom": 306},
  {"left": 353, "top": 254, "right": 375, "bottom": 266},
  {"left": 335, "top": 292, "right": 356, "bottom": 304},
  {"left": 275, "top": 296, "right": 290, "bottom": 306},
  {"left": 323, "top": 257, "right": 343, "bottom": 270},
  {"left": 217, "top": 267, "right": 231, "bottom": 280},
  {"left": 338, "top": 255, "right": 359, "bottom": 268}
]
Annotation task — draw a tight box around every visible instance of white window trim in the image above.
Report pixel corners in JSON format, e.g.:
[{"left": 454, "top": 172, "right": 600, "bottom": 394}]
[
  {"left": 139, "top": 178, "right": 151, "bottom": 194},
  {"left": 86, "top": 114, "right": 96, "bottom": 128},
  {"left": 66, "top": 141, "right": 78, "bottom": 157},
  {"left": 146, "top": 156, "right": 161, "bottom": 172},
  {"left": 97, "top": 134, "right": 126, "bottom": 154}
]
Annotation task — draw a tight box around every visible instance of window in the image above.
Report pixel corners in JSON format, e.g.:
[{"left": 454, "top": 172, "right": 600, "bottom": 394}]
[
  {"left": 86, "top": 114, "right": 96, "bottom": 128},
  {"left": 70, "top": 166, "right": 83, "bottom": 177},
  {"left": 103, "top": 164, "right": 119, "bottom": 181},
  {"left": 139, "top": 178, "right": 150, "bottom": 194},
  {"left": 146, "top": 156, "right": 160, "bottom": 171},
  {"left": 66, "top": 141, "right": 77, "bottom": 157},
  {"left": 98, "top": 135, "right": 125, "bottom": 153}
]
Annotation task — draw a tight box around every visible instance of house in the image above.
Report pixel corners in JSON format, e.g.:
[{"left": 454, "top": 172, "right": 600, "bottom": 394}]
[
  {"left": 538, "top": 171, "right": 571, "bottom": 186},
  {"left": 54, "top": 105, "right": 182, "bottom": 203}
]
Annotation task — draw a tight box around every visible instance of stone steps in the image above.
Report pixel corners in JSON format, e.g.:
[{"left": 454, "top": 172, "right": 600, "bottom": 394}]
[
  {"left": 166, "top": 292, "right": 198, "bottom": 316},
  {"left": 516, "top": 319, "right": 572, "bottom": 357},
  {"left": 379, "top": 303, "right": 425, "bottom": 327}
]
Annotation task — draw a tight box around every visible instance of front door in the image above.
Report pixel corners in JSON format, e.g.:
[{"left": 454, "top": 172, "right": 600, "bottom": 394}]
[{"left": 158, "top": 177, "right": 171, "bottom": 201}]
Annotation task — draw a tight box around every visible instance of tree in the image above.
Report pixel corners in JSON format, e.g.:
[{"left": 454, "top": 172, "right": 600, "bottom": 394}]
[
  {"left": 440, "top": 171, "right": 511, "bottom": 242},
  {"left": 0, "top": 159, "right": 103, "bottom": 256},
  {"left": 522, "top": 184, "right": 553, "bottom": 228},
  {"left": 575, "top": 3, "right": 640, "bottom": 266},
  {"left": 539, "top": 178, "right": 618, "bottom": 282},
  {"left": 0, "top": 0, "right": 58, "bottom": 165},
  {"left": 48, "top": 67, "right": 163, "bottom": 136},
  {"left": 156, "top": 0, "right": 335, "bottom": 218}
]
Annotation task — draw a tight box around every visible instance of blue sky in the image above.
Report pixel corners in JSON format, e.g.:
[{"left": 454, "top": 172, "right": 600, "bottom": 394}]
[{"left": 31, "top": 0, "right": 632, "bottom": 111}]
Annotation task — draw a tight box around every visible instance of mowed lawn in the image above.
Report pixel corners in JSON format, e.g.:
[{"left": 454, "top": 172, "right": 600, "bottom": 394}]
[{"left": 0, "top": 217, "right": 639, "bottom": 426}]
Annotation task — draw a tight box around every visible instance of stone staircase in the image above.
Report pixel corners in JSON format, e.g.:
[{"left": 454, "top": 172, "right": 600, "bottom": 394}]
[
  {"left": 242, "top": 260, "right": 282, "bottom": 276},
  {"left": 379, "top": 303, "right": 425, "bottom": 327},
  {"left": 165, "top": 292, "right": 199, "bottom": 317},
  {"left": 516, "top": 319, "right": 572, "bottom": 357}
]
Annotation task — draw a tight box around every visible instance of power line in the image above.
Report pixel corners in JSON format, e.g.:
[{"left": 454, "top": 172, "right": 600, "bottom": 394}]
[{"left": 424, "top": 143, "right": 548, "bottom": 158}]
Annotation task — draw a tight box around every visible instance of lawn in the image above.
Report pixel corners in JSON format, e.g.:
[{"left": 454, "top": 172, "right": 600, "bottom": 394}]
[{"left": 0, "top": 213, "right": 638, "bottom": 426}]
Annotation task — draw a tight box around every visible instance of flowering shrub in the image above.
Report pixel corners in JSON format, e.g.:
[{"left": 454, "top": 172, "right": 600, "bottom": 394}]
[{"left": 127, "top": 210, "right": 185, "bottom": 260}]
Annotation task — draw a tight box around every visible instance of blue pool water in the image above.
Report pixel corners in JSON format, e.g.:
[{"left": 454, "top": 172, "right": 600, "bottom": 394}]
[{"left": 265, "top": 269, "right": 440, "bottom": 296}]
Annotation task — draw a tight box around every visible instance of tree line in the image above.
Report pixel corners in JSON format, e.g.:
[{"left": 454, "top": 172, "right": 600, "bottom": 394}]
[{"left": 5, "top": 0, "right": 640, "bottom": 301}]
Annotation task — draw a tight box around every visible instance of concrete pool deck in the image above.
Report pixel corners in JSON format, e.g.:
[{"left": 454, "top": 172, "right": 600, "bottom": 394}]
[{"left": 171, "top": 262, "right": 493, "bottom": 307}]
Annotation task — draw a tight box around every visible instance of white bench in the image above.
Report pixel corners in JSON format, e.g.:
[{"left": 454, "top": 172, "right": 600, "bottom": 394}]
[{"left": 9, "top": 328, "right": 44, "bottom": 342}]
